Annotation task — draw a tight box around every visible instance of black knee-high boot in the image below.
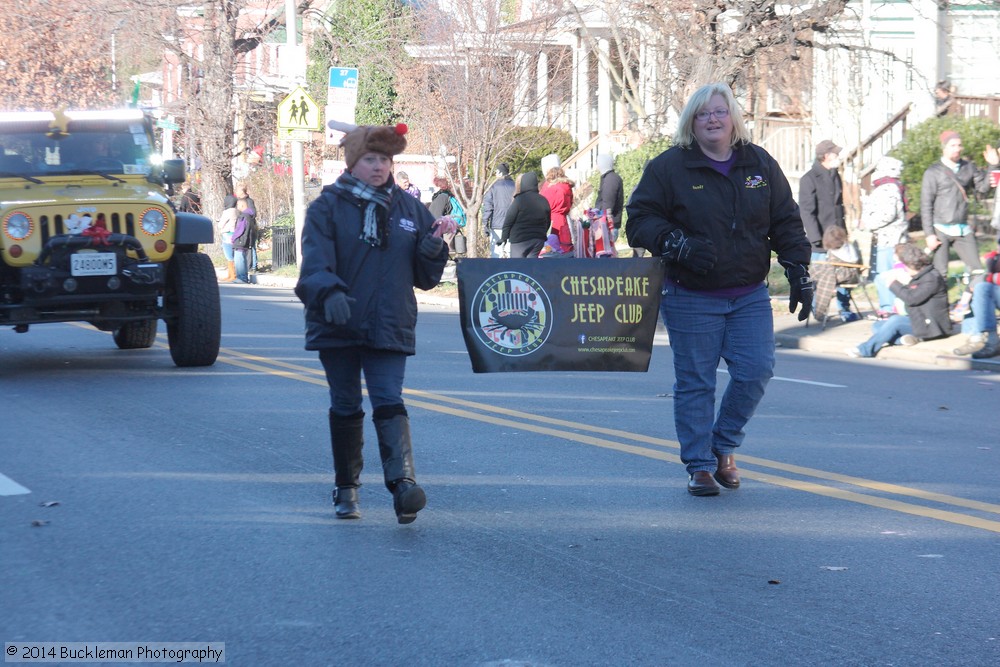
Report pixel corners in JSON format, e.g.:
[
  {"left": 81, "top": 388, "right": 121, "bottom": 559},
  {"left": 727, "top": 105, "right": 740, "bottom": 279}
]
[
  {"left": 329, "top": 409, "right": 365, "bottom": 519},
  {"left": 373, "top": 405, "right": 426, "bottom": 524}
]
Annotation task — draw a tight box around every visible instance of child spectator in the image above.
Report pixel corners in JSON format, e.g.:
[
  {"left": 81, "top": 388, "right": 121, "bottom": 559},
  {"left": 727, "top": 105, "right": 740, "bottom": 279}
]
[
  {"left": 847, "top": 242, "right": 951, "bottom": 358},
  {"left": 812, "top": 226, "right": 861, "bottom": 322}
]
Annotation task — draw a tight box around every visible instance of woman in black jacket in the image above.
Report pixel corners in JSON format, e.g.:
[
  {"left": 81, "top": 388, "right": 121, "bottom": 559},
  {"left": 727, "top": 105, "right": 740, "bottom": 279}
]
[
  {"left": 499, "top": 172, "right": 550, "bottom": 258},
  {"left": 626, "top": 82, "right": 811, "bottom": 497}
]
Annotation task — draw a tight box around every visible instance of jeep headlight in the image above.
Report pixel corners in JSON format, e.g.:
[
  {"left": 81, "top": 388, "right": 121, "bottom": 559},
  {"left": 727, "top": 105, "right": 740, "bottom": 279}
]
[
  {"left": 140, "top": 207, "right": 167, "bottom": 236},
  {"left": 3, "top": 212, "right": 32, "bottom": 240}
]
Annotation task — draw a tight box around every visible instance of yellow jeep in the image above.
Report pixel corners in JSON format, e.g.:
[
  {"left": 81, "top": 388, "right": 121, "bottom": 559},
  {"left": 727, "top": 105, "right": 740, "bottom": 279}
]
[{"left": 0, "top": 109, "right": 220, "bottom": 366}]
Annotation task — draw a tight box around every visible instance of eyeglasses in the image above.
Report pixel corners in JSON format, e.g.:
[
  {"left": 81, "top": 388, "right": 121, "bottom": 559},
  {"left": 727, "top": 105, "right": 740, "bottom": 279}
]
[{"left": 695, "top": 108, "right": 730, "bottom": 121}]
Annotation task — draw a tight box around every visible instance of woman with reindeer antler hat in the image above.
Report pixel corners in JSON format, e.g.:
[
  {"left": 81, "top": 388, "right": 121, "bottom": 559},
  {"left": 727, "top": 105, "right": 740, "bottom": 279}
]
[{"left": 295, "top": 119, "right": 456, "bottom": 524}]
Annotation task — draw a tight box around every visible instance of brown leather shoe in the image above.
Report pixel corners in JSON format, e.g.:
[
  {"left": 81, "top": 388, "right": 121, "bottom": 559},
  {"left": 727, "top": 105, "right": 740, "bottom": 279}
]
[
  {"left": 687, "top": 471, "right": 720, "bottom": 496},
  {"left": 713, "top": 452, "right": 740, "bottom": 489}
]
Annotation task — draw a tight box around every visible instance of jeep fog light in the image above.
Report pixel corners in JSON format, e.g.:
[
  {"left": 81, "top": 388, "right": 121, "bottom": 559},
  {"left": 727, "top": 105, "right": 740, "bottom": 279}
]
[
  {"left": 63, "top": 278, "right": 78, "bottom": 292},
  {"left": 107, "top": 276, "right": 121, "bottom": 290},
  {"left": 140, "top": 208, "right": 167, "bottom": 235},
  {"left": 4, "top": 212, "right": 32, "bottom": 240}
]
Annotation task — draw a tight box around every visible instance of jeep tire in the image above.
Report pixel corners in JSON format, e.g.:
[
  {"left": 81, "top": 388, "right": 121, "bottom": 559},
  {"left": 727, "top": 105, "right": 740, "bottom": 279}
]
[
  {"left": 113, "top": 319, "right": 158, "bottom": 349},
  {"left": 165, "top": 252, "right": 221, "bottom": 367}
]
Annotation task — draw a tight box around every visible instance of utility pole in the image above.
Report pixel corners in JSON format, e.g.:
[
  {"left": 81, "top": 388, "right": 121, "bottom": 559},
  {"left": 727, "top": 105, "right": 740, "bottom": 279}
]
[{"left": 287, "top": 0, "right": 306, "bottom": 265}]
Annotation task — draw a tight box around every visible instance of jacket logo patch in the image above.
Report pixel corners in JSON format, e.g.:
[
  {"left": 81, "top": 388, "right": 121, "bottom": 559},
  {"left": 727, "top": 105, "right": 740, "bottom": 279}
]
[
  {"left": 745, "top": 175, "right": 767, "bottom": 189},
  {"left": 692, "top": 185, "right": 704, "bottom": 190},
  {"left": 398, "top": 218, "right": 417, "bottom": 233}
]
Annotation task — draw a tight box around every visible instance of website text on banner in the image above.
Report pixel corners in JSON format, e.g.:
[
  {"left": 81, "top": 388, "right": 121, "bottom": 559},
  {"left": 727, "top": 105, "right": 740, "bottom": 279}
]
[{"left": 457, "top": 258, "right": 662, "bottom": 373}]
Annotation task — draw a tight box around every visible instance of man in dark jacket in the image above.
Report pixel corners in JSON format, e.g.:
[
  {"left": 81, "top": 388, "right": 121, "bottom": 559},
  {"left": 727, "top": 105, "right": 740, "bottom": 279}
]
[
  {"left": 799, "top": 139, "right": 855, "bottom": 321},
  {"left": 920, "top": 130, "right": 998, "bottom": 280},
  {"left": 594, "top": 153, "right": 624, "bottom": 241},
  {"left": 481, "top": 163, "right": 515, "bottom": 257}
]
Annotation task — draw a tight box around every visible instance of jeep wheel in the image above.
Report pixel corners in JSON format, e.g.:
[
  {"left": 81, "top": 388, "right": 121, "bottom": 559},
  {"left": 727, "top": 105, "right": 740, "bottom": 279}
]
[
  {"left": 165, "top": 252, "right": 221, "bottom": 367},
  {"left": 113, "top": 319, "right": 157, "bottom": 349}
]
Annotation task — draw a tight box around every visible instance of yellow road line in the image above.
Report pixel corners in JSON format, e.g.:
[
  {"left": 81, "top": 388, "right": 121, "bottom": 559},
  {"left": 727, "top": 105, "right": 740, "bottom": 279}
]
[{"left": 213, "top": 349, "right": 1000, "bottom": 533}]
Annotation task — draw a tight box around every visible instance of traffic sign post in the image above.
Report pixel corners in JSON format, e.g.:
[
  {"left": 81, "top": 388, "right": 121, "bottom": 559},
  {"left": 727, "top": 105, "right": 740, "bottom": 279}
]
[{"left": 277, "top": 86, "right": 322, "bottom": 135}]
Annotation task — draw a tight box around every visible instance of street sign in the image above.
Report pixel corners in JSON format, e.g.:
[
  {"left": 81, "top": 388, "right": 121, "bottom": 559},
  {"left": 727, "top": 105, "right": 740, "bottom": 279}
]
[
  {"left": 327, "top": 67, "right": 359, "bottom": 145},
  {"left": 277, "top": 86, "right": 321, "bottom": 133},
  {"left": 156, "top": 118, "right": 180, "bottom": 131},
  {"left": 328, "top": 67, "right": 358, "bottom": 105}
]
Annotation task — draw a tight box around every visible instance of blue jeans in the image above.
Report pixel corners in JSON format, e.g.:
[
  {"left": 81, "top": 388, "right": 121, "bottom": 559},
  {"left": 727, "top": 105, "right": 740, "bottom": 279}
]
[
  {"left": 319, "top": 348, "right": 407, "bottom": 417},
  {"left": 222, "top": 242, "right": 234, "bottom": 262},
  {"left": 660, "top": 282, "right": 775, "bottom": 475},
  {"left": 970, "top": 281, "right": 1000, "bottom": 334},
  {"left": 812, "top": 251, "right": 851, "bottom": 315},
  {"left": 856, "top": 315, "right": 913, "bottom": 357},
  {"left": 873, "top": 246, "right": 895, "bottom": 311},
  {"left": 234, "top": 248, "right": 250, "bottom": 282}
]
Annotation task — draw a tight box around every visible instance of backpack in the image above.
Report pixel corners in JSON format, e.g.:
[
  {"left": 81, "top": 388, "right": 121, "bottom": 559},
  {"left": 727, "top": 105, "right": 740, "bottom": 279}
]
[{"left": 447, "top": 194, "right": 466, "bottom": 228}]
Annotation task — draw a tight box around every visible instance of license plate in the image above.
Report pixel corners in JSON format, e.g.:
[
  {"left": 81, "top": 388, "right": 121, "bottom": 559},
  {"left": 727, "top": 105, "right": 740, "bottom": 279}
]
[{"left": 71, "top": 253, "right": 117, "bottom": 276}]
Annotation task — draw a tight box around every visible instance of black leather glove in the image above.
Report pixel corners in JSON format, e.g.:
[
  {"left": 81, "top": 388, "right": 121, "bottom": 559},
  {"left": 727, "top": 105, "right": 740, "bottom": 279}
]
[
  {"left": 780, "top": 259, "right": 814, "bottom": 322},
  {"left": 323, "top": 291, "right": 355, "bottom": 326},
  {"left": 660, "top": 229, "right": 716, "bottom": 275},
  {"left": 419, "top": 234, "right": 445, "bottom": 259}
]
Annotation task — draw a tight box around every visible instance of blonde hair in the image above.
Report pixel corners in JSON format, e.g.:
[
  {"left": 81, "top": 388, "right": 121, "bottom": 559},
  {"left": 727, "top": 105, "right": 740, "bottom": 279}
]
[{"left": 673, "top": 82, "right": 751, "bottom": 149}]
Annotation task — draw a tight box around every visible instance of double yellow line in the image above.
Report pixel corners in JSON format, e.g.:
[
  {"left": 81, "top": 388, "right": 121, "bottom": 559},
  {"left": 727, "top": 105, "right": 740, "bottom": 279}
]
[{"left": 216, "top": 347, "right": 1000, "bottom": 535}]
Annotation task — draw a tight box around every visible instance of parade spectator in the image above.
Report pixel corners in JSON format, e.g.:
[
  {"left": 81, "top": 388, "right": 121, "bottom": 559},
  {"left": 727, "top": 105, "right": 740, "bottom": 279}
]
[
  {"left": 540, "top": 164, "right": 574, "bottom": 254},
  {"left": 178, "top": 183, "right": 202, "bottom": 214},
  {"left": 860, "top": 155, "right": 909, "bottom": 316},
  {"left": 216, "top": 194, "right": 237, "bottom": 283},
  {"left": 594, "top": 153, "right": 624, "bottom": 241},
  {"left": 482, "top": 163, "right": 515, "bottom": 257},
  {"left": 235, "top": 182, "right": 259, "bottom": 271},
  {"left": 920, "top": 131, "right": 998, "bottom": 281},
  {"left": 295, "top": 120, "right": 451, "bottom": 524},
  {"left": 231, "top": 198, "right": 255, "bottom": 284},
  {"left": 428, "top": 176, "right": 462, "bottom": 250},
  {"left": 626, "top": 81, "right": 811, "bottom": 496},
  {"left": 396, "top": 171, "right": 421, "bottom": 201},
  {"left": 847, "top": 243, "right": 951, "bottom": 358},
  {"left": 800, "top": 139, "right": 855, "bottom": 321},
  {"left": 500, "top": 172, "right": 550, "bottom": 258},
  {"left": 953, "top": 234, "right": 1000, "bottom": 359},
  {"left": 812, "top": 226, "right": 861, "bottom": 322}
]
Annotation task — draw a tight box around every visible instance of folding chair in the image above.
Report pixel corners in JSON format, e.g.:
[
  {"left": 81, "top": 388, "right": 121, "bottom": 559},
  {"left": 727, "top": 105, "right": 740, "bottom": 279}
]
[{"left": 808, "top": 261, "right": 878, "bottom": 330}]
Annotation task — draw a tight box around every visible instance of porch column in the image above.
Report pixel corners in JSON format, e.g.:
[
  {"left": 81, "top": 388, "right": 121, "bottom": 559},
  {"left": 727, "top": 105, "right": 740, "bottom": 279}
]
[{"left": 536, "top": 50, "right": 549, "bottom": 126}]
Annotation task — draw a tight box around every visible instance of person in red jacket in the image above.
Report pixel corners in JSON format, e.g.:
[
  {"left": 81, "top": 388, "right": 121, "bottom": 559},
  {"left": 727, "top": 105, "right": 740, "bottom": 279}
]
[{"left": 540, "top": 165, "right": 575, "bottom": 253}]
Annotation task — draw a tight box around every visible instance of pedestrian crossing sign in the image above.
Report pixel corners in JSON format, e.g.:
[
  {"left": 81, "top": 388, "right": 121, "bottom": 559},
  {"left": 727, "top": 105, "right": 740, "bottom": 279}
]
[{"left": 277, "top": 86, "right": 321, "bottom": 133}]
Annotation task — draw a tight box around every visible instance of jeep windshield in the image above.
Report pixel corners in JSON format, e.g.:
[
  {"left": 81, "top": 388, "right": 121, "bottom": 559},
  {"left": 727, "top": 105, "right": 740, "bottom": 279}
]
[{"left": 0, "top": 109, "right": 157, "bottom": 179}]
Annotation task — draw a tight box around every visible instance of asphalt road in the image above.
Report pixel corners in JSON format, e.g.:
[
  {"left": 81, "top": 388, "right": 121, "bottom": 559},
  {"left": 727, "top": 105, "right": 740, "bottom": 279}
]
[{"left": 2, "top": 283, "right": 998, "bottom": 666}]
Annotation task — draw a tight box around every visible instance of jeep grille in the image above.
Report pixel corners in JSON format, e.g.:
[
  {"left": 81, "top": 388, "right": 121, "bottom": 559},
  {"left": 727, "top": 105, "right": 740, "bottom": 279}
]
[{"left": 38, "top": 213, "right": 136, "bottom": 244}]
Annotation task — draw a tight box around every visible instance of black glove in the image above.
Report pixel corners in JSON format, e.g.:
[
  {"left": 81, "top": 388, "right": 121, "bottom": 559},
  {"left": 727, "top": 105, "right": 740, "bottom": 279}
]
[
  {"left": 419, "top": 234, "right": 445, "bottom": 259},
  {"left": 780, "top": 260, "right": 814, "bottom": 322},
  {"left": 660, "top": 229, "right": 716, "bottom": 275},
  {"left": 323, "top": 291, "right": 355, "bottom": 326}
]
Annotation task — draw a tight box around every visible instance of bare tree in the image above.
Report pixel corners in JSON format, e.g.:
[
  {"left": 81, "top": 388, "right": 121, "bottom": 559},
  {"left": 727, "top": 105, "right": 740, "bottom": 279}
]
[
  {"left": 394, "top": 0, "right": 568, "bottom": 257},
  {"left": 560, "top": 0, "right": 853, "bottom": 137},
  {"left": 0, "top": 0, "right": 122, "bottom": 109}
]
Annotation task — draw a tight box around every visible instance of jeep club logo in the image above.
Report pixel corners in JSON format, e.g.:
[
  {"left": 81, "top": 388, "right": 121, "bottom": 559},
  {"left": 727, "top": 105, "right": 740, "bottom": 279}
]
[{"left": 470, "top": 271, "right": 552, "bottom": 356}]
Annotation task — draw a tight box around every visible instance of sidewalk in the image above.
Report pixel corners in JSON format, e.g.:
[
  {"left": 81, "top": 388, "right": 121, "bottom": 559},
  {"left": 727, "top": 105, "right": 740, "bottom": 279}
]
[
  {"left": 244, "top": 269, "right": 999, "bottom": 372},
  {"left": 772, "top": 307, "right": 1000, "bottom": 371}
]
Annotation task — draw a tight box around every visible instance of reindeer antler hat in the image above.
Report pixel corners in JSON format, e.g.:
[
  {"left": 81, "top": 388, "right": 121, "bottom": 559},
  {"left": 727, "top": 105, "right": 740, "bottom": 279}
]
[{"left": 328, "top": 120, "right": 408, "bottom": 170}]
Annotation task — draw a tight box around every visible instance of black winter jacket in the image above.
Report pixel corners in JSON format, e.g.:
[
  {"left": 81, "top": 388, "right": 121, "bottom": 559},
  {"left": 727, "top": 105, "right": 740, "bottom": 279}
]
[
  {"left": 482, "top": 177, "right": 515, "bottom": 231},
  {"left": 295, "top": 179, "right": 448, "bottom": 354},
  {"left": 889, "top": 266, "right": 951, "bottom": 340},
  {"left": 500, "top": 172, "right": 551, "bottom": 245},
  {"left": 626, "top": 142, "right": 811, "bottom": 290},
  {"left": 594, "top": 169, "right": 624, "bottom": 225},
  {"left": 798, "top": 159, "right": 845, "bottom": 250},
  {"left": 920, "top": 159, "right": 992, "bottom": 234}
]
